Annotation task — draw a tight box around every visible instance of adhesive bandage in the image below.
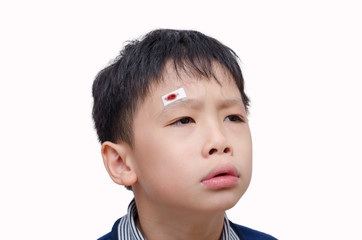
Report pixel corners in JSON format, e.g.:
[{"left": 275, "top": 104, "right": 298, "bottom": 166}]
[{"left": 162, "top": 88, "right": 187, "bottom": 106}]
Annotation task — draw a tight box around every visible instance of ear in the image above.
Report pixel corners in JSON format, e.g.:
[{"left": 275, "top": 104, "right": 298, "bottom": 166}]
[{"left": 101, "top": 141, "right": 137, "bottom": 187}]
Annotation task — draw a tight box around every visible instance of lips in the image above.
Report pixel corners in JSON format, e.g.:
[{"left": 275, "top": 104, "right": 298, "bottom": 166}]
[{"left": 201, "top": 163, "right": 239, "bottom": 188}]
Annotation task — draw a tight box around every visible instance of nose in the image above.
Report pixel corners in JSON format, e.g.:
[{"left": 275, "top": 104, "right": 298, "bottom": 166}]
[{"left": 202, "top": 124, "right": 233, "bottom": 158}]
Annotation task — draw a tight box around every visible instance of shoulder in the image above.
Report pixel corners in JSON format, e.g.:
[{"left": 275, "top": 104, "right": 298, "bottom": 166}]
[
  {"left": 97, "top": 232, "right": 111, "bottom": 240},
  {"left": 229, "top": 221, "right": 278, "bottom": 240},
  {"left": 97, "top": 218, "right": 122, "bottom": 240}
]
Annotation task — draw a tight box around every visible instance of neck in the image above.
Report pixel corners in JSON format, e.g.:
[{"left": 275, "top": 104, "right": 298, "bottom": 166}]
[{"left": 134, "top": 198, "right": 225, "bottom": 240}]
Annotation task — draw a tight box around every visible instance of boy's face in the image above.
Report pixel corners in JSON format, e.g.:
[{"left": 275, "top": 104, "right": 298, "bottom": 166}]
[{"left": 130, "top": 62, "right": 252, "bottom": 213}]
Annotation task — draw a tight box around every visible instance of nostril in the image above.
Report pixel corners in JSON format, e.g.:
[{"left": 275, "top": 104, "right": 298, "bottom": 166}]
[
  {"left": 209, "top": 148, "right": 217, "bottom": 155},
  {"left": 223, "top": 147, "right": 230, "bottom": 153}
]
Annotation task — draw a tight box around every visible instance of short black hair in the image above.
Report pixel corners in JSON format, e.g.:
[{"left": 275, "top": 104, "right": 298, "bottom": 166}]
[{"left": 92, "top": 29, "right": 249, "bottom": 145}]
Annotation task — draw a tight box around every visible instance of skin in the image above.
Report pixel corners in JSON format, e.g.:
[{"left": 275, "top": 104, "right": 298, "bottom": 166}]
[{"left": 102, "top": 62, "right": 252, "bottom": 240}]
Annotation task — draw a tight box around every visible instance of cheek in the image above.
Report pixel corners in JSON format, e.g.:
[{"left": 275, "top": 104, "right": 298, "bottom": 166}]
[
  {"left": 133, "top": 131, "right": 197, "bottom": 181},
  {"left": 133, "top": 141, "right": 198, "bottom": 202},
  {"left": 232, "top": 128, "right": 253, "bottom": 175},
  {"left": 243, "top": 138, "right": 253, "bottom": 182}
]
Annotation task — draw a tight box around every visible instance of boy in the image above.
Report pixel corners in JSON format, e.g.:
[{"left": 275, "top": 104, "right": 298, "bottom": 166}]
[{"left": 93, "top": 29, "right": 277, "bottom": 240}]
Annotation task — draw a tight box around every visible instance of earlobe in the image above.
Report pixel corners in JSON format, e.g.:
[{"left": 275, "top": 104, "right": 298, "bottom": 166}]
[{"left": 101, "top": 141, "right": 137, "bottom": 187}]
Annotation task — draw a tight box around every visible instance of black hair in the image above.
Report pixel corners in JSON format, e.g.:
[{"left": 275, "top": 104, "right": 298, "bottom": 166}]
[{"left": 92, "top": 29, "right": 249, "bottom": 145}]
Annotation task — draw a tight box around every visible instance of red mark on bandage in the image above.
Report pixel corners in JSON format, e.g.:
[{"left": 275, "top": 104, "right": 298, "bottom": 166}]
[
  {"left": 162, "top": 88, "right": 186, "bottom": 106},
  {"left": 164, "top": 93, "right": 178, "bottom": 101}
]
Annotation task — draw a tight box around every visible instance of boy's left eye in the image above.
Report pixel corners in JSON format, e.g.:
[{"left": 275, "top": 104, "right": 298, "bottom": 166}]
[
  {"left": 224, "top": 115, "right": 244, "bottom": 122},
  {"left": 171, "top": 117, "right": 195, "bottom": 126}
]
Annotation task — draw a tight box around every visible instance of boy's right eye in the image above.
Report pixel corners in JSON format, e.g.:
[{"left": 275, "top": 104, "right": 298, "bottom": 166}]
[{"left": 171, "top": 117, "right": 195, "bottom": 126}]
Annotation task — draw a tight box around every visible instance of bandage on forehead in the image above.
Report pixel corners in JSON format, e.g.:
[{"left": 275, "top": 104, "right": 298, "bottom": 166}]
[{"left": 162, "top": 88, "right": 187, "bottom": 106}]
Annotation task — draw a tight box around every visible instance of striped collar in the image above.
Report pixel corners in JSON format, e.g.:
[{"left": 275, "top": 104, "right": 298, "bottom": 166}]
[{"left": 115, "top": 199, "right": 240, "bottom": 240}]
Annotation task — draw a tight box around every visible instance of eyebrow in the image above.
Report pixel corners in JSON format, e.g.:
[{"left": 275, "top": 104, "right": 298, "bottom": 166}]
[
  {"left": 159, "top": 98, "right": 203, "bottom": 116},
  {"left": 217, "top": 98, "right": 245, "bottom": 109}
]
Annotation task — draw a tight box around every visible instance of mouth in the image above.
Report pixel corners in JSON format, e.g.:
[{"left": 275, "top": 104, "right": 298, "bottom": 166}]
[
  {"left": 201, "top": 164, "right": 239, "bottom": 189},
  {"left": 208, "top": 171, "right": 236, "bottom": 179}
]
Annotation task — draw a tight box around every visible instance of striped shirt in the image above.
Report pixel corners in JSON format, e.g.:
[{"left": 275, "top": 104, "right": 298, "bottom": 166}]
[{"left": 100, "top": 199, "right": 239, "bottom": 240}]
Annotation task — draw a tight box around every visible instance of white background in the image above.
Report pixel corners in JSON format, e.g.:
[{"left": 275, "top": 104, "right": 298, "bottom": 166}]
[{"left": 1, "top": 1, "right": 361, "bottom": 239}]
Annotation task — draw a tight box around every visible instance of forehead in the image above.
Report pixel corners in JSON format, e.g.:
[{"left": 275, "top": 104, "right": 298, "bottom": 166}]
[{"left": 136, "top": 61, "right": 242, "bottom": 114}]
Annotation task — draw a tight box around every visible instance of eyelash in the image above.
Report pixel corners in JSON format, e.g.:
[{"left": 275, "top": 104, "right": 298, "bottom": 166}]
[
  {"left": 171, "top": 117, "right": 195, "bottom": 126},
  {"left": 170, "top": 115, "right": 244, "bottom": 126},
  {"left": 224, "top": 115, "right": 245, "bottom": 122}
]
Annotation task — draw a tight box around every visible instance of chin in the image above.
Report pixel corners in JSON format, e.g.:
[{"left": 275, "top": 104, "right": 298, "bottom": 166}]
[{"left": 199, "top": 189, "right": 244, "bottom": 213}]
